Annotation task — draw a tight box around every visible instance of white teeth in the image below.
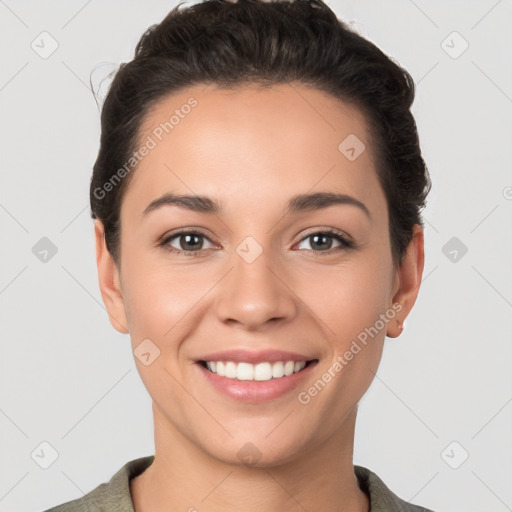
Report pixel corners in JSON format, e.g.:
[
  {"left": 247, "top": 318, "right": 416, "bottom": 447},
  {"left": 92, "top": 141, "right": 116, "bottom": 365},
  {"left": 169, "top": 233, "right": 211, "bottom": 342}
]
[
  {"left": 225, "top": 361, "right": 237, "bottom": 378},
  {"left": 254, "top": 362, "right": 272, "bottom": 381},
  {"left": 272, "top": 361, "right": 284, "bottom": 378},
  {"left": 203, "top": 360, "right": 307, "bottom": 381},
  {"left": 237, "top": 362, "right": 254, "bottom": 381},
  {"left": 284, "top": 361, "right": 295, "bottom": 376}
]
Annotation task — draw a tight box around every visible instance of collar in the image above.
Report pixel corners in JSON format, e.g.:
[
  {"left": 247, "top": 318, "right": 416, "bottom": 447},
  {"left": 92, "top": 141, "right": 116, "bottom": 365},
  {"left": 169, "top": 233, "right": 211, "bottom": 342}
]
[{"left": 49, "top": 456, "right": 435, "bottom": 512}]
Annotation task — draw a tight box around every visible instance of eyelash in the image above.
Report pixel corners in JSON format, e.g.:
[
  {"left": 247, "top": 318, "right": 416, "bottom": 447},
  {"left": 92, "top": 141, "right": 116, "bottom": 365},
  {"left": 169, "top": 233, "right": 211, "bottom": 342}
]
[{"left": 159, "top": 228, "right": 354, "bottom": 257}]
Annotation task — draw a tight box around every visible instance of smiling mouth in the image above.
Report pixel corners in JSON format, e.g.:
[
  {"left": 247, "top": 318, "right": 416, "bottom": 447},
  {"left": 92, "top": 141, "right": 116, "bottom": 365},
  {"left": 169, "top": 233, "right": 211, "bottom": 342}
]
[{"left": 198, "top": 359, "right": 318, "bottom": 381}]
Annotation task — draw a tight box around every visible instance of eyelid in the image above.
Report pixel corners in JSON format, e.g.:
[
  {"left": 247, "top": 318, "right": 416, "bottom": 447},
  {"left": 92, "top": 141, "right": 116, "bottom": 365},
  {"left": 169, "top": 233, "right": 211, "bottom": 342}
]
[
  {"left": 293, "top": 228, "right": 354, "bottom": 252},
  {"left": 296, "top": 226, "right": 353, "bottom": 245},
  {"left": 160, "top": 228, "right": 217, "bottom": 251},
  {"left": 159, "top": 227, "right": 215, "bottom": 244}
]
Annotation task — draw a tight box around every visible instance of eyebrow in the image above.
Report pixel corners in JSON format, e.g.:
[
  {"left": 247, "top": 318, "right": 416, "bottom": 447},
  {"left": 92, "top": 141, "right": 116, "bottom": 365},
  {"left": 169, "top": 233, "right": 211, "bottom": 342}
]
[{"left": 142, "top": 191, "right": 371, "bottom": 219}]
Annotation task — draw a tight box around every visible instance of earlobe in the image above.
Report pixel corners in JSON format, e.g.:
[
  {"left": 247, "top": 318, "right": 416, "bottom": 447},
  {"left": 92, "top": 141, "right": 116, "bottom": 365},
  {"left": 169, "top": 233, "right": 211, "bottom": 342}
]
[
  {"left": 386, "top": 224, "right": 425, "bottom": 338},
  {"left": 94, "top": 220, "right": 129, "bottom": 334}
]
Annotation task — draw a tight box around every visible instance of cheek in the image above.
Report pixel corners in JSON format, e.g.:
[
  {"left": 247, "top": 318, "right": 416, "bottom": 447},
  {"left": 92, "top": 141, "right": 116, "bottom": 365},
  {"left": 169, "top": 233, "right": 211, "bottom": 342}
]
[
  {"left": 295, "top": 262, "right": 391, "bottom": 430},
  {"left": 125, "top": 274, "right": 193, "bottom": 338},
  {"left": 303, "top": 258, "right": 393, "bottom": 339},
  {"left": 121, "top": 252, "right": 218, "bottom": 351}
]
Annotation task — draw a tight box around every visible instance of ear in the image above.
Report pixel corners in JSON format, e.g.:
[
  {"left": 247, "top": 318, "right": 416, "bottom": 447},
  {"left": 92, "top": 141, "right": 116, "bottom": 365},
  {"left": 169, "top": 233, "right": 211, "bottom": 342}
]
[
  {"left": 386, "top": 224, "right": 425, "bottom": 338},
  {"left": 94, "top": 219, "right": 129, "bottom": 334}
]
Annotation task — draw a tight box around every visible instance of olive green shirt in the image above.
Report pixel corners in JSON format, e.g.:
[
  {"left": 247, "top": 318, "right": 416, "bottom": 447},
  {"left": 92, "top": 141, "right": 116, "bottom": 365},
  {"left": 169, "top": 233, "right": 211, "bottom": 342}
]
[{"left": 42, "top": 455, "right": 437, "bottom": 512}]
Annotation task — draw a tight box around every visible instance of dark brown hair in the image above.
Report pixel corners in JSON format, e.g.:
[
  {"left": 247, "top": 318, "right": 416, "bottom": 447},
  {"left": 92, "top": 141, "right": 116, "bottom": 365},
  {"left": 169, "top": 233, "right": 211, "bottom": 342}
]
[{"left": 90, "top": 0, "right": 431, "bottom": 267}]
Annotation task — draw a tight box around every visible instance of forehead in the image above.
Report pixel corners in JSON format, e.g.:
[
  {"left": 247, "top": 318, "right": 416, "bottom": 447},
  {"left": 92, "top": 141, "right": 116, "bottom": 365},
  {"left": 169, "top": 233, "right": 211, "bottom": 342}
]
[{"left": 121, "top": 82, "right": 385, "bottom": 220}]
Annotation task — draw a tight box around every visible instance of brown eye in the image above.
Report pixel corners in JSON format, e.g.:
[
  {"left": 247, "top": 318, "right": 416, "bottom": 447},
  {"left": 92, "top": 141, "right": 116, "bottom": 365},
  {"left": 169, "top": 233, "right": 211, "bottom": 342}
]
[
  {"left": 160, "top": 231, "right": 214, "bottom": 256},
  {"left": 296, "top": 230, "right": 352, "bottom": 253}
]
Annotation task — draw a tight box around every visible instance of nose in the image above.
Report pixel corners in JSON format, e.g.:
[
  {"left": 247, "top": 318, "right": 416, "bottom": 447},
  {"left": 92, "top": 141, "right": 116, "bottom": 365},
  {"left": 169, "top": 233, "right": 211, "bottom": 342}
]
[{"left": 214, "top": 245, "right": 298, "bottom": 331}]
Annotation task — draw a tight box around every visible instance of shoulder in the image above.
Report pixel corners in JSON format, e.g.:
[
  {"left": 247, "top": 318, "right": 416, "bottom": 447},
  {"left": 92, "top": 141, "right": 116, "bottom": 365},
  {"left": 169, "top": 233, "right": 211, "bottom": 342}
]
[
  {"left": 40, "top": 455, "right": 155, "bottom": 512},
  {"left": 354, "top": 465, "right": 438, "bottom": 512}
]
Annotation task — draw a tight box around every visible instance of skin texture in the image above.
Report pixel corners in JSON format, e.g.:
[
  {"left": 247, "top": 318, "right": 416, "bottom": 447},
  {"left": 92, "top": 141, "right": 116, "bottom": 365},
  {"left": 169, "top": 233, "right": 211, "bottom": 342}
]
[{"left": 94, "top": 82, "right": 424, "bottom": 512}]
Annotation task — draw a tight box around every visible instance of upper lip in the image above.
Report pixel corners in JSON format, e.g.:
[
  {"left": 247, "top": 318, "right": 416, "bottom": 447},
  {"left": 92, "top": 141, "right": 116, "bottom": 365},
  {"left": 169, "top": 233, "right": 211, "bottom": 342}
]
[{"left": 197, "top": 349, "right": 317, "bottom": 365}]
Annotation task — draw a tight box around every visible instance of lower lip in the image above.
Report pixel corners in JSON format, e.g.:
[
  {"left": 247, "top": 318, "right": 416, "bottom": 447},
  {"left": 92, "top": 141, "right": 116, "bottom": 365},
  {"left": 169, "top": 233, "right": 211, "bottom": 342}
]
[{"left": 195, "top": 361, "right": 318, "bottom": 403}]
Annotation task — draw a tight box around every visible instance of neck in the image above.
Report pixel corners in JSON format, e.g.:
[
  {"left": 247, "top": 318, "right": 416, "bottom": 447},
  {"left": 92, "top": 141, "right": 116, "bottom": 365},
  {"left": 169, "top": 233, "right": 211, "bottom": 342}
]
[{"left": 130, "top": 405, "right": 369, "bottom": 512}]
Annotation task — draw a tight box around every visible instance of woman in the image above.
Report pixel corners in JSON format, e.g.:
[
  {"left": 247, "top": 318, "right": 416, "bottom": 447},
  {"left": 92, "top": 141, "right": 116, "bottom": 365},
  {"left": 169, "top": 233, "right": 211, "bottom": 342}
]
[{"left": 45, "top": 0, "right": 434, "bottom": 510}]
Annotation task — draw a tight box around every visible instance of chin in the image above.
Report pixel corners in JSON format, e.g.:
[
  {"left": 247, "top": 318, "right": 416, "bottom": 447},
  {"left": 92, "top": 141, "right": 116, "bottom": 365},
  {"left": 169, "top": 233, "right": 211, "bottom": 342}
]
[{"left": 199, "top": 432, "right": 310, "bottom": 469}]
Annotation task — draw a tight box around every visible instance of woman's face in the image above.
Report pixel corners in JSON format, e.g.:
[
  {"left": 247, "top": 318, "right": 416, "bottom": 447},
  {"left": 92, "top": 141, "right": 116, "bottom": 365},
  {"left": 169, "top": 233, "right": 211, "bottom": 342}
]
[{"left": 96, "top": 82, "right": 422, "bottom": 466}]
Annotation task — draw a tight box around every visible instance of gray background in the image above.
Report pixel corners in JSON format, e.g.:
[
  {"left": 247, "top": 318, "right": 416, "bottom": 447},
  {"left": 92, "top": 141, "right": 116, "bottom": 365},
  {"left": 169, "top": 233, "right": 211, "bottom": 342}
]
[{"left": 1, "top": 1, "right": 511, "bottom": 511}]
